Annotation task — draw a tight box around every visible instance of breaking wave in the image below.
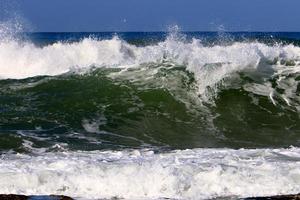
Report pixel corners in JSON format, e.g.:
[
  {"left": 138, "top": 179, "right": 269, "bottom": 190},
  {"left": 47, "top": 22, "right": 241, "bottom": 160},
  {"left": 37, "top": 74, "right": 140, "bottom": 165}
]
[{"left": 1, "top": 33, "right": 300, "bottom": 105}]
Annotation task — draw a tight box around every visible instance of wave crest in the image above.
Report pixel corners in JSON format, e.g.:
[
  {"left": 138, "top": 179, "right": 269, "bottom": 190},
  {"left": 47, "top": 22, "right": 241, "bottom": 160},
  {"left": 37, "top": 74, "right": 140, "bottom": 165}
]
[{"left": 1, "top": 33, "right": 300, "bottom": 105}]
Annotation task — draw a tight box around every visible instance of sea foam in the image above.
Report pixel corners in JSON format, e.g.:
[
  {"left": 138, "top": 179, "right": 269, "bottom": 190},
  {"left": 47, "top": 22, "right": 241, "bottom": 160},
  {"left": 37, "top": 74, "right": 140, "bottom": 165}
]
[{"left": 0, "top": 148, "right": 299, "bottom": 199}]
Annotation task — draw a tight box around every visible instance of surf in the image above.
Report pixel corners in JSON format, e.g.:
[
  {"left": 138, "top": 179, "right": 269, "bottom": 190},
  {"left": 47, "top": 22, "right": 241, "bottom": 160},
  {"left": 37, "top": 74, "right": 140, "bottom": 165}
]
[{"left": 1, "top": 148, "right": 300, "bottom": 200}]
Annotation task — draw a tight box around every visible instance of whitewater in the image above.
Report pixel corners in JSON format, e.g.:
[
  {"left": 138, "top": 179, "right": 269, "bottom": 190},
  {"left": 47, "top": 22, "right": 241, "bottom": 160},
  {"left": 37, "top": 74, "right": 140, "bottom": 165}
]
[{"left": 1, "top": 148, "right": 300, "bottom": 199}]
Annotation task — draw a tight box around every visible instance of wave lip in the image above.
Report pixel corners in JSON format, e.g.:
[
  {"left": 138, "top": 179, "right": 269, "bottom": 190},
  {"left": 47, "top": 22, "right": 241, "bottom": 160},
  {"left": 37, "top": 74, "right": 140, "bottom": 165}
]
[{"left": 0, "top": 148, "right": 299, "bottom": 199}]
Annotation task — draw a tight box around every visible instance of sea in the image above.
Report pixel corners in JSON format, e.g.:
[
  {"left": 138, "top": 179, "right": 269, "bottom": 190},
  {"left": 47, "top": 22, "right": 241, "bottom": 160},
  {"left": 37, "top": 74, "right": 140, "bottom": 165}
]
[{"left": 0, "top": 30, "right": 300, "bottom": 199}]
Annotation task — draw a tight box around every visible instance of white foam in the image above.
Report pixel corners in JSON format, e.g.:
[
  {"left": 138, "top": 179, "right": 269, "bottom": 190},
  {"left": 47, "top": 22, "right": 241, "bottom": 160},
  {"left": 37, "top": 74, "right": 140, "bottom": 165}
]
[{"left": 0, "top": 148, "right": 300, "bottom": 199}]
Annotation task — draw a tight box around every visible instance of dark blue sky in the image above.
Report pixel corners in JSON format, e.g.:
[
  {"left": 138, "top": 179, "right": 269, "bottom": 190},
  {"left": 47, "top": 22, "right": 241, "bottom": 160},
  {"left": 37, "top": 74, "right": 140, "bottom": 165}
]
[{"left": 1, "top": 0, "right": 300, "bottom": 32}]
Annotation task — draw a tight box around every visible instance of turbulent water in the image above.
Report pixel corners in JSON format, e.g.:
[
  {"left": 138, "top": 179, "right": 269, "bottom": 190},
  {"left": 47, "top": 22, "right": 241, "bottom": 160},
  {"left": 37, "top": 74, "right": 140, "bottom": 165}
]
[{"left": 1, "top": 30, "right": 300, "bottom": 199}]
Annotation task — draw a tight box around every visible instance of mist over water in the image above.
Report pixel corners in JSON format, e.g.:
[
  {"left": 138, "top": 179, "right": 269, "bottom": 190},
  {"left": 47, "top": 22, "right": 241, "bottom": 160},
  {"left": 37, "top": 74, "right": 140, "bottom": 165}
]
[{"left": 0, "top": 22, "right": 300, "bottom": 199}]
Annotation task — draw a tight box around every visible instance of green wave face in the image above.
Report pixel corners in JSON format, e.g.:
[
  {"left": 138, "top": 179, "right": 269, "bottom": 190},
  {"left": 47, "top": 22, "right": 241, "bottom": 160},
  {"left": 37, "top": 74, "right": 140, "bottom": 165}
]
[
  {"left": 1, "top": 61, "right": 300, "bottom": 153},
  {"left": 1, "top": 31, "right": 300, "bottom": 152}
]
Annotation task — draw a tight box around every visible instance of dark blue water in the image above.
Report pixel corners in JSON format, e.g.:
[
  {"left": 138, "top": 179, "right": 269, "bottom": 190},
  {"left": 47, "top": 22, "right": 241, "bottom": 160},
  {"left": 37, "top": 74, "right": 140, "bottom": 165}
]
[{"left": 20, "top": 32, "right": 300, "bottom": 46}]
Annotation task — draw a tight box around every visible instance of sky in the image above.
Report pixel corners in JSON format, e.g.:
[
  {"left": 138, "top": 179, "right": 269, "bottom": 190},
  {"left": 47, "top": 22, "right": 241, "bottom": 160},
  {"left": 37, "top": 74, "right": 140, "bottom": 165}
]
[{"left": 0, "top": 0, "right": 300, "bottom": 32}]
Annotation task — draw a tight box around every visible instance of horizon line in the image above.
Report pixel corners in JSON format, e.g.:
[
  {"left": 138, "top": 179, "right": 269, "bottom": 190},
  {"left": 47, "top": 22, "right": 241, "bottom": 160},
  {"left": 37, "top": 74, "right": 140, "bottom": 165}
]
[{"left": 20, "top": 31, "right": 300, "bottom": 33}]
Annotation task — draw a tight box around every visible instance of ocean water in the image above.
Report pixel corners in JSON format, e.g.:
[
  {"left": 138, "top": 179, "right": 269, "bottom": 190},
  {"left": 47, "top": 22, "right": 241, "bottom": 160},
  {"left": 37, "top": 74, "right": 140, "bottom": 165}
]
[{"left": 0, "top": 30, "right": 300, "bottom": 199}]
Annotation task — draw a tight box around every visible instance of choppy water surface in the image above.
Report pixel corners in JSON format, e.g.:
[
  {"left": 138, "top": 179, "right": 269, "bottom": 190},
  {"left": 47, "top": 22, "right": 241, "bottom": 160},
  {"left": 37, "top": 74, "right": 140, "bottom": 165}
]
[{"left": 0, "top": 31, "right": 300, "bottom": 199}]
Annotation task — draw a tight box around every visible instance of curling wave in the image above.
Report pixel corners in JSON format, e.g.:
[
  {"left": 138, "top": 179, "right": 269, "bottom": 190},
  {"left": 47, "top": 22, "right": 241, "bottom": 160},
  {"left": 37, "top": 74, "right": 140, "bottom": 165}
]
[{"left": 1, "top": 35, "right": 300, "bottom": 102}]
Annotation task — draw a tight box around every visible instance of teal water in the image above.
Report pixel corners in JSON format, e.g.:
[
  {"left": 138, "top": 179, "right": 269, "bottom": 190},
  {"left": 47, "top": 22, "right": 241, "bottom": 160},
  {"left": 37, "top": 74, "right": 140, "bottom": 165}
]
[{"left": 1, "top": 66, "right": 300, "bottom": 152}]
